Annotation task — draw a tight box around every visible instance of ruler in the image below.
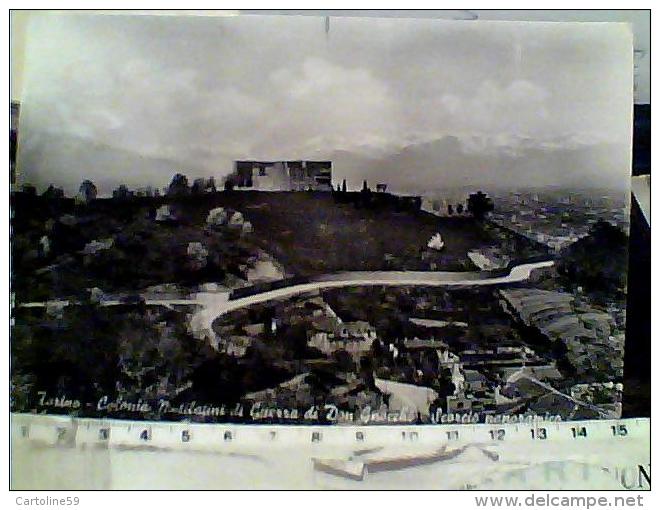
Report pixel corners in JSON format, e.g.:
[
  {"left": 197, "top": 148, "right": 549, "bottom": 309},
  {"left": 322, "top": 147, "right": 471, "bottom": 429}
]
[{"left": 11, "top": 413, "right": 649, "bottom": 452}]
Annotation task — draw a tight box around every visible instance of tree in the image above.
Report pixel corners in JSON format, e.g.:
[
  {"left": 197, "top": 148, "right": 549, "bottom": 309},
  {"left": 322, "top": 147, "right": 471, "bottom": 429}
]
[
  {"left": 42, "top": 184, "right": 64, "bottom": 200},
  {"left": 112, "top": 184, "right": 132, "bottom": 200},
  {"left": 191, "top": 177, "right": 217, "bottom": 194},
  {"left": 358, "top": 179, "right": 373, "bottom": 209},
  {"left": 456, "top": 203, "right": 464, "bottom": 214},
  {"left": 333, "top": 349, "right": 356, "bottom": 372},
  {"left": 20, "top": 184, "right": 37, "bottom": 196},
  {"left": 224, "top": 177, "right": 235, "bottom": 191},
  {"left": 466, "top": 191, "right": 494, "bottom": 220},
  {"left": 342, "top": 179, "right": 347, "bottom": 193},
  {"left": 557, "top": 220, "right": 628, "bottom": 296},
  {"left": 167, "top": 173, "right": 190, "bottom": 196},
  {"left": 77, "top": 180, "right": 97, "bottom": 204},
  {"left": 191, "top": 178, "right": 206, "bottom": 195},
  {"left": 370, "top": 338, "right": 384, "bottom": 359},
  {"left": 447, "top": 204, "right": 453, "bottom": 215}
]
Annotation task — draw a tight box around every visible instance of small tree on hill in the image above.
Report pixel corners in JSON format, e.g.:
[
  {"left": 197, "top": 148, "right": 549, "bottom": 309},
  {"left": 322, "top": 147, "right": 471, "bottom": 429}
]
[
  {"left": 191, "top": 178, "right": 206, "bottom": 195},
  {"left": 113, "top": 184, "right": 132, "bottom": 199},
  {"left": 78, "top": 180, "right": 97, "bottom": 203},
  {"left": 167, "top": 173, "right": 190, "bottom": 196},
  {"left": 20, "top": 184, "right": 37, "bottom": 196},
  {"left": 42, "top": 184, "right": 65, "bottom": 200},
  {"left": 467, "top": 191, "right": 494, "bottom": 220}
]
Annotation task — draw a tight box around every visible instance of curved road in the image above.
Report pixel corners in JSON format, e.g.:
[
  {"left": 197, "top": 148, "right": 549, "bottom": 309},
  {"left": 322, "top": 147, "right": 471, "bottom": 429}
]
[
  {"left": 19, "top": 260, "right": 554, "bottom": 337},
  {"left": 186, "top": 260, "right": 555, "bottom": 338},
  {"left": 18, "top": 260, "right": 554, "bottom": 337},
  {"left": 218, "top": 260, "right": 554, "bottom": 314}
]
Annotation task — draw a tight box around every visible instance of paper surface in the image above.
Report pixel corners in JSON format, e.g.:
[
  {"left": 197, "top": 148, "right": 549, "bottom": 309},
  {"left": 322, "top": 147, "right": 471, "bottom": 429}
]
[
  {"left": 11, "top": 13, "right": 641, "bottom": 490},
  {"left": 10, "top": 415, "right": 650, "bottom": 490}
]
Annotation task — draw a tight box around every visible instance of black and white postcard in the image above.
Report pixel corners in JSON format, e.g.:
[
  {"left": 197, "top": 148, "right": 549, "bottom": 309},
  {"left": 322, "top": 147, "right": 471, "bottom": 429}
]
[{"left": 10, "top": 11, "right": 646, "bottom": 490}]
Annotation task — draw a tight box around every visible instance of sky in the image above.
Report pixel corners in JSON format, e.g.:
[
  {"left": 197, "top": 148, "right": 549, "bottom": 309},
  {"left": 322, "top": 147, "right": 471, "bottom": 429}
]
[{"left": 17, "top": 13, "right": 634, "bottom": 195}]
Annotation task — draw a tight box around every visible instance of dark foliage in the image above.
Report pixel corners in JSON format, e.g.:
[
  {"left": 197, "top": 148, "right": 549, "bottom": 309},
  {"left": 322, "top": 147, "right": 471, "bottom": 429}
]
[
  {"left": 467, "top": 191, "right": 494, "bottom": 220},
  {"left": 557, "top": 220, "right": 628, "bottom": 297},
  {"left": 167, "top": 173, "right": 190, "bottom": 196}
]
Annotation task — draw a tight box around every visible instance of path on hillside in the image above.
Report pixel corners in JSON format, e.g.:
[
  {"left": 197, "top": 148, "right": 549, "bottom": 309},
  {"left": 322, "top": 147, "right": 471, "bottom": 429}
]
[
  {"left": 17, "top": 260, "right": 554, "bottom": 338},
  {"left": 220, "top": 260, "right": 554, "bottom": 312},
  {"left": 183, "top": 260, "right": 554, "bottom": 338}
]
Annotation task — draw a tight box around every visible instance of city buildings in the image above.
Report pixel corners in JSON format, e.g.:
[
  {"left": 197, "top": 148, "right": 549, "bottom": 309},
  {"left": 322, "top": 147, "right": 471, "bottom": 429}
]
[
  {"left": 308, "top": 320, "right": 377, "bottom": 360},
  {"left": 488, "top": 189, "right": 627, "bottom": 253}
]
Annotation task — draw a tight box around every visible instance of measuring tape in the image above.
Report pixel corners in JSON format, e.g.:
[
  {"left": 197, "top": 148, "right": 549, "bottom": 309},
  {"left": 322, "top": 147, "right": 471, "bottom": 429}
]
[{"left": 11, "top": 413, "right": 649, "bottom": 452}]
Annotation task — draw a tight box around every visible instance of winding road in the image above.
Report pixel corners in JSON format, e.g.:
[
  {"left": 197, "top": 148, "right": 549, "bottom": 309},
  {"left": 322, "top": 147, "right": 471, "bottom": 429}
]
[
  {"left": 221, "top": 261, "right": 554, "bottom": 313},
  {"left": 188, "top": 260, "right": 554, "bottom": 337},
  {"left": 17, "top": 260, "right": 554, "bottom": 337}
]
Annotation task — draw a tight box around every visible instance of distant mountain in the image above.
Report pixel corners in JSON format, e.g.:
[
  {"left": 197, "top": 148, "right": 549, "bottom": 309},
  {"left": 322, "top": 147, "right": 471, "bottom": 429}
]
[
  {"left": 326, "top": 136, "right": 630, "bottom": 195},
  {"left": 17, "top": 130, "right": 630, "bottom": 197},
  {"left": 17, "top": 130, "right": 194, "bottom": 196}
]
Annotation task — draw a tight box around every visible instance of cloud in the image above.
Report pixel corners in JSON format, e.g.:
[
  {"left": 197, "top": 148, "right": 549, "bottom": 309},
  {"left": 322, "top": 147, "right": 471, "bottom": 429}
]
[
  {"left": 252, "top": 57, "right": 398, "bottom": 156},
  {"left": 17, "top": 14, "right": 632, "bottom": 194},
  {"left": 437, "top": 80, "right": 551, "bottom": 146}
]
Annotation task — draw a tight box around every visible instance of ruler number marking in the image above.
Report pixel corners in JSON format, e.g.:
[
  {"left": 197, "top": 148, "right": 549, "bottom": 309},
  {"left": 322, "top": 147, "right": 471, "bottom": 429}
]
[
  {"left": 489, "top": 429, "right": 506, "bottom": 441},
  {"left": 531, "top": 427, "right": 547, "bottom": 440},
  {"left": 571, "top": 426, "right": 588, "bottom": 438},
  {"left": 611, "top": 424, "right": 628, "bottom": 437},
  {"left": 402, "top": 431, "right": 419, "bottom": 441}
]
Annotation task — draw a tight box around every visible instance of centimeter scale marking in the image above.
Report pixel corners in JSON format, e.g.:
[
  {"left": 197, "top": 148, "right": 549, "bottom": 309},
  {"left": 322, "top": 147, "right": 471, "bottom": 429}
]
[{"left": 11, "top": 413, "right": 649, "bottom": 452}]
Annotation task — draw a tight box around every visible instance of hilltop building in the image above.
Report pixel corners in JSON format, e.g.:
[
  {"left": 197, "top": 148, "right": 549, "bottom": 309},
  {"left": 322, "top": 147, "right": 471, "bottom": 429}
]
[{"left": 231, "top": 160, "right": 332, "bottom": 191}]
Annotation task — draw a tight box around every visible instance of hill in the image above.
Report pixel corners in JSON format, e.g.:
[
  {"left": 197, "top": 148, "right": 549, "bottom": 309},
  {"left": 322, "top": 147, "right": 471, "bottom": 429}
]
[{"left": 11, "top": 190, "right": 546, "bottom": 301}]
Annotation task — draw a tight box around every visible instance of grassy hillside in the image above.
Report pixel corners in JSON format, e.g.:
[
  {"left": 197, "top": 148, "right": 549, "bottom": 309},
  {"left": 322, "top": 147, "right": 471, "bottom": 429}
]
[
  {"left": 172, "top": 191, "right": 495, "bottom": 274},
  {"left": 11, "top": 190, "right": 545, "bottom": 301}
]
